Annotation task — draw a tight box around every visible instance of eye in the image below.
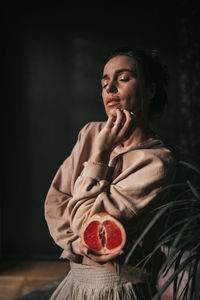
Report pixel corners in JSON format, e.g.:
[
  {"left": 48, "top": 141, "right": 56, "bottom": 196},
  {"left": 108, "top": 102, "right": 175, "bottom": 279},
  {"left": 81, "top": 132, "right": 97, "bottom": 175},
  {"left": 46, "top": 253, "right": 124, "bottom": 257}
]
[
  {"left": 101, "top": 81, "right": 108, "bottom": 89},
  {"left": 120, "top": 78, "right": 129, "bottom": 82},
  {"left": 119, "top": 75, "right": 129, "bottom": 82},
  {"left": 102, "top": 83, "right": 107, "bottom": 89}
]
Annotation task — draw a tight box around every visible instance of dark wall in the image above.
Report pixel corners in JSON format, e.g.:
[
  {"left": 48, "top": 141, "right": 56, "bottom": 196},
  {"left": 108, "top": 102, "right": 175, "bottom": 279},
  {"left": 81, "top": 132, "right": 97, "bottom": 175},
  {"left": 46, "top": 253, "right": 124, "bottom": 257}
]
[{"left": 2, "top": 2, "right": 199, "bottom": 260}]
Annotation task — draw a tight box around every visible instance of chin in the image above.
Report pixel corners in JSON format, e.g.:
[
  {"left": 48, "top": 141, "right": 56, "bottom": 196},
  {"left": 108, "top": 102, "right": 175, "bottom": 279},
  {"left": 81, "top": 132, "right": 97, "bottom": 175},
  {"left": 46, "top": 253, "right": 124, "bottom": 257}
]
[{"left": 106, "top": 106, "right": 121, "bottom": 117}]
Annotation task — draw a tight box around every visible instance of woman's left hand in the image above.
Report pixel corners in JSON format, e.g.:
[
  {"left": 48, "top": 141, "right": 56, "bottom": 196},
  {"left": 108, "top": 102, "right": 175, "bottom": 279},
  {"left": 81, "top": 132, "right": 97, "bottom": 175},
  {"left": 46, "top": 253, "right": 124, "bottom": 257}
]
[{"left": 80, "top": 245, "right": 123, "bottom": 264}]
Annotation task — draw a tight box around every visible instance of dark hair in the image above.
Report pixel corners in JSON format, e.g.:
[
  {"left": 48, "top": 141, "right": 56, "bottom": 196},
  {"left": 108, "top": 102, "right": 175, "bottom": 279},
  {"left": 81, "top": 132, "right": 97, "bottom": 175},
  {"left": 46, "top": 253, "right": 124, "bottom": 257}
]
[{"left": 107, "top": 47, "right": 170, "bottom": 119}]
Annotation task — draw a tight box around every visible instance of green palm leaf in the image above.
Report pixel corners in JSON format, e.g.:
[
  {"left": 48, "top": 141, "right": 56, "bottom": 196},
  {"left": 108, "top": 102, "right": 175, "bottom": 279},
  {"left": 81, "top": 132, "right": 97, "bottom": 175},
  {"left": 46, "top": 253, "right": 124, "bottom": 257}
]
[{"left": 124, "top": 160, "right": 200, "bottom": 299}]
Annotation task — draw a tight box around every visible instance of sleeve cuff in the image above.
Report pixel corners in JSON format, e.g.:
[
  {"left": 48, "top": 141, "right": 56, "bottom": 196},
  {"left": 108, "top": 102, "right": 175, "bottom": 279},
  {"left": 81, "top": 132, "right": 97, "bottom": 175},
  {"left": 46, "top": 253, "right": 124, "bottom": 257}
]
[{"left": 82, "top": 161, "right": 108, "bottom": 181}]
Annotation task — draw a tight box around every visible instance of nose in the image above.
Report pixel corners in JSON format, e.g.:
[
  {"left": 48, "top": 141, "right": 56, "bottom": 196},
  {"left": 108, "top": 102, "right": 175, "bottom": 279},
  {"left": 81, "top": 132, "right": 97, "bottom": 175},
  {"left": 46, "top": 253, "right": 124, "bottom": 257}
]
[{"left": 106, "top": 80, "right": 118, "bottom": 93}]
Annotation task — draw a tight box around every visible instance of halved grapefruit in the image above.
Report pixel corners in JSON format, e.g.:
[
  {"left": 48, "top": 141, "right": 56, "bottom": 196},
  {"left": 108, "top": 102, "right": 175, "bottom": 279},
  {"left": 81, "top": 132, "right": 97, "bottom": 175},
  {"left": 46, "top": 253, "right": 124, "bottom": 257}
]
[{"left": 81, "top": 212, "right": 126, "bottom": 254}]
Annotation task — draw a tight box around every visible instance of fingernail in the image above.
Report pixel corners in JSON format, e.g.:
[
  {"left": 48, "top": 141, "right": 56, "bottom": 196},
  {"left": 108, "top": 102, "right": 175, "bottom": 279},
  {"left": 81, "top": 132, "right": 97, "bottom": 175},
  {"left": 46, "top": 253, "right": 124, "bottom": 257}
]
[
  {"left": 84, "top": 249, "right": 88, "bottom": 255},
  {"left": 119, "top": 250, "right": 124, "bottom": 255}
]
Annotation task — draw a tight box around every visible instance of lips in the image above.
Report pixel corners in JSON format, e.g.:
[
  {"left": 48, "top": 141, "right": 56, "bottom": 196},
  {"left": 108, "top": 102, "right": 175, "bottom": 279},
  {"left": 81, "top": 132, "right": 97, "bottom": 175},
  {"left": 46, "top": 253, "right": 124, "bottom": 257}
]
[{"left": 106, "top": 97, "right": 120, "bottom": 107}]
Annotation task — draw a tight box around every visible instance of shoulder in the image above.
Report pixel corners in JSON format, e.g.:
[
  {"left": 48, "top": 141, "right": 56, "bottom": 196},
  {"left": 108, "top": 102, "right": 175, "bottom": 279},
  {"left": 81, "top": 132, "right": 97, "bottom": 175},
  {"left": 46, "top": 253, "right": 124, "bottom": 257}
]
[
  {"left": 123, "top": 139, "right": 176, "bottom": 180},
  {"left": 120, "top": 135, "right": 176, "bottom": 169},
  {"left": 139, "top": 135, "right": 176, "bottom": 168},
  {"left": 78, "top": 121, "right": 106, "bottom": 139},
  {"left": 149, "top": 139, "right": 176, "bottom": 169},
  {"left": 141, "top": 143, "right": 176, "bottom": 180},
  {"left": 124, "top": 146, "right": 176, "bottom": 187}
]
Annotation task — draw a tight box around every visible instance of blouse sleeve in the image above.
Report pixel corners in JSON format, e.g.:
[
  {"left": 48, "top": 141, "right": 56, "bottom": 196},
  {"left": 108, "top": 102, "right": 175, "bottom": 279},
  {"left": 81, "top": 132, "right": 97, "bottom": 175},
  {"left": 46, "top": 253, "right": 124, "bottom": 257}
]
[
  {"left": 44, "top": 125, "right": 88, "bottom": 262},
  {"left": 66, "top": 150, "right": 176, "bottom": 236}
]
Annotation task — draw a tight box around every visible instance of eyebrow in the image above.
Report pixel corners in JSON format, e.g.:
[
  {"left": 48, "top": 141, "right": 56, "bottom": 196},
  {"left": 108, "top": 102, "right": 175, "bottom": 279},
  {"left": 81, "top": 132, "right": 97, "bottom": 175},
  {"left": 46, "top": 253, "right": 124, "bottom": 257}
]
[{"left": 101, "top": 68, "right": 137, "bottom": 80}]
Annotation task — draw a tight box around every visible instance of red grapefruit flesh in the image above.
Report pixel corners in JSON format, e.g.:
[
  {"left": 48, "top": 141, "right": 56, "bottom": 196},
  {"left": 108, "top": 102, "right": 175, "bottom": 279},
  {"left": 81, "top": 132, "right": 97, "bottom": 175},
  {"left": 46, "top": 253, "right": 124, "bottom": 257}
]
[
  {"left": 103, "top": 220, "right": 123, "bottom": 250},
  {"left": 81, "top": 213, "right": 126, "bottom": 254},
  {"left": 83, "top": 220, "right": 102, "bottom": 252}
]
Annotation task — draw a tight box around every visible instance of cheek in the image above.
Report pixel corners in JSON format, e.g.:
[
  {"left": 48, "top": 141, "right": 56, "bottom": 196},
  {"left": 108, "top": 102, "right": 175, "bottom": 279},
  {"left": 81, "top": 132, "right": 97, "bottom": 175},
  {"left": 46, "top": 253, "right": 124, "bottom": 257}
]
[
  {"left": 124, "top": 85, "right": 138, "bottom": 101},
  {"left": 124, "top": 86, "right": 141, "bottom": 110}
]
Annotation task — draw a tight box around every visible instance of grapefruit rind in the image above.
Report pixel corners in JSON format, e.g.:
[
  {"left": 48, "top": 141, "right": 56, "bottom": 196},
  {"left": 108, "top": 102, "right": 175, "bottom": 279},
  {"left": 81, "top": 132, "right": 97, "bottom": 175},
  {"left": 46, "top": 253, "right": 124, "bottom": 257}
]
[{"left": 81, "top": 213, "right": 126, "bottom": 254}]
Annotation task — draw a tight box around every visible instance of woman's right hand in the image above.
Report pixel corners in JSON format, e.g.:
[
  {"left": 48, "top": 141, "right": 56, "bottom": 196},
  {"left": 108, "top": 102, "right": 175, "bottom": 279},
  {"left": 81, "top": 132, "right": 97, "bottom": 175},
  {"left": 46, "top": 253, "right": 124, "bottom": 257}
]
[
  {"left": 90, "top": 109, "right": 135, "bottom": 164},
  {"left": 80, "top": 244, "right": 123, "bottom": 265}
]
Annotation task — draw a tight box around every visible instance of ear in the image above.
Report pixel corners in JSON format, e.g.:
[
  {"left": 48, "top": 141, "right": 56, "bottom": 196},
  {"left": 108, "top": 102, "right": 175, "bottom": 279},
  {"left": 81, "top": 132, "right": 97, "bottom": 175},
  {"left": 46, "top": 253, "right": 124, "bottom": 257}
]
[{"left": 146, "top": 82, "right": 156, "bottom": 100}]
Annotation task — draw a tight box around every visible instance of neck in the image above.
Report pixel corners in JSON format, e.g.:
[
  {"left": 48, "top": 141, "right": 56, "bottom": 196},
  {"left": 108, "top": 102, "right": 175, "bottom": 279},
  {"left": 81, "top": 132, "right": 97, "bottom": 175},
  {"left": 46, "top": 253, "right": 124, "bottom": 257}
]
[{"left": 122, "top": 119, "right": 153, "bottom": 148}]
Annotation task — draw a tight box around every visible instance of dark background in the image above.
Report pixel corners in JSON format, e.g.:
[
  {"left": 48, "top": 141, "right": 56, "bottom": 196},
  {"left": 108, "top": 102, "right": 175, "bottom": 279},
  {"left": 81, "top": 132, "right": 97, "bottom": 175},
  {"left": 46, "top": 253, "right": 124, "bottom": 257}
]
[{"left": 2, "top": 1, "right": 200, "bottom": 260}]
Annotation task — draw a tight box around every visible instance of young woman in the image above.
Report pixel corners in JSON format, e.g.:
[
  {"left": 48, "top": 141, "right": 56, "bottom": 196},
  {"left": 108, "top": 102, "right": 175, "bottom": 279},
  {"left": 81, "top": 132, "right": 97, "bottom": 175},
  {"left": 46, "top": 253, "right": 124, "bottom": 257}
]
[{"left": 45, "top": 48, "right": 176, "bottom": 299}]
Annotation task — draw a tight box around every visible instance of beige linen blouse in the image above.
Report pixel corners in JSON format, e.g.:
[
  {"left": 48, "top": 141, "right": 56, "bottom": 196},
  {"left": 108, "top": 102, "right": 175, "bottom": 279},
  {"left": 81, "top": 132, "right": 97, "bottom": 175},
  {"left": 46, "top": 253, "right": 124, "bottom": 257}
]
[{"left": 45, "top": 122, "right": 176, "bottom": 284}]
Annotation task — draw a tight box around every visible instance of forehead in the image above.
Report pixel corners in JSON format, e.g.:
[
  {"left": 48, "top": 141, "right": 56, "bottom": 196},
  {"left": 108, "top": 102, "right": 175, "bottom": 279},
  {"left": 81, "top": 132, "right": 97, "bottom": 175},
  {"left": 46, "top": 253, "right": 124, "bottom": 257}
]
[{"left": 103, "top": 55, "right": 136, "bottom": 75}]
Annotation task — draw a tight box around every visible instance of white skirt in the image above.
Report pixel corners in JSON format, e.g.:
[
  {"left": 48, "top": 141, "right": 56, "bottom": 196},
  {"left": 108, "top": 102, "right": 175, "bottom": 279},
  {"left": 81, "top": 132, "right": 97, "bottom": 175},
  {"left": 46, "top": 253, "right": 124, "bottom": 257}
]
[{"left": 50, "top": 262, "right": 156, "bottom": 300}]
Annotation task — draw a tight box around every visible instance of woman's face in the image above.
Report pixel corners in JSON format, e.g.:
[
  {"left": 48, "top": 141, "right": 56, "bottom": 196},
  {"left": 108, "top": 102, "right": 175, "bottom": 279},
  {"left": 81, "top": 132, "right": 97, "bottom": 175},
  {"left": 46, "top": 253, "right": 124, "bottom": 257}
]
[{"left": 101, "top": 55, "right": 142, "bottom": 117}]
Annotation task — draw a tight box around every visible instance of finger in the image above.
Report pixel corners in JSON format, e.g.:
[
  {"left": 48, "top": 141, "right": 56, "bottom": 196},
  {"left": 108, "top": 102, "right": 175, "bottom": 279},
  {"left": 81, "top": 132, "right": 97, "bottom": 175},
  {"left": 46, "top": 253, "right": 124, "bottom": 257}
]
[
  {"left": 123, "top": 110, "right": 135, "bottom": 131},
  {"left": 86, "top": 250, "right": 123, "bottom": 263},
  {"left": 105, "top": 114, "right": 116, "bottom": 130},
  {"left": 80, "top": 246, "right": 106, "bottom": 259},
  {"left": 112, "top": 109, "right": 124, "bottom": 133},
  {"left": 80, "top": 245, "right": 90, "bottom": 256},
  {"left": 119, "top": 110, "right": 134, "bottom": 136}
]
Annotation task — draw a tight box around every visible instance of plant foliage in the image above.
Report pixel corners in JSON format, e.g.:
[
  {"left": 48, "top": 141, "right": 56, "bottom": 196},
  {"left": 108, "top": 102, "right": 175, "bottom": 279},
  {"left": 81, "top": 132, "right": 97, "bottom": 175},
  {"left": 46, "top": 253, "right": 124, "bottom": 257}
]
[{"left": 124, "top": 161, "right": 200, "bottom": 300}]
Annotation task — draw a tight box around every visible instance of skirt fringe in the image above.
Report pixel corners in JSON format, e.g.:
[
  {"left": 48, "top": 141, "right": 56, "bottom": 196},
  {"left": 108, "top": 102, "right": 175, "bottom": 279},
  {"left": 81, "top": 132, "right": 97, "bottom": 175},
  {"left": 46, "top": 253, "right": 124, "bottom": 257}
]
[{"left": 50, "top": 262, "right": 149, "bottom": 300}]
